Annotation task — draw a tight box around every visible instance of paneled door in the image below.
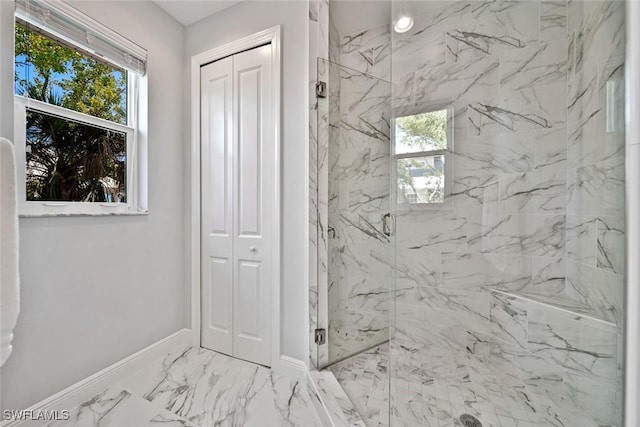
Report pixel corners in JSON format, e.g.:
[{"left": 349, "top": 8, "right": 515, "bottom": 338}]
[{"left": 200, "top": 44, "right": 273, "bottom": 367}]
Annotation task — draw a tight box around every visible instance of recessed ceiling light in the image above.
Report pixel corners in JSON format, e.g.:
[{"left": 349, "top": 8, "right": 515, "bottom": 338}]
[{"left": 394, "top": 16, "right": 414, "bottom": 34}]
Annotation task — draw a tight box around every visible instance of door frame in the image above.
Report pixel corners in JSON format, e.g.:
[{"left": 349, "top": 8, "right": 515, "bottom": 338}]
[{"left": 190, "top": 26, "right": 281, "bottom": 368}]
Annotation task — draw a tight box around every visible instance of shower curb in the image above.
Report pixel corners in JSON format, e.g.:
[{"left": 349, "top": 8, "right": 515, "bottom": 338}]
[{"left": 307, "top": 369, "right": 367, "bottom": 427}]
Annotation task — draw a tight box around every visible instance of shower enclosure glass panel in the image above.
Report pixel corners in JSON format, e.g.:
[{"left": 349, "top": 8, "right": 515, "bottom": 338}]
[
  {"left": 316, "top": 58, "right": 393, "bottom": 367},
  {"left": 389, "top": 1, "right": 626, "bottom": 426}
]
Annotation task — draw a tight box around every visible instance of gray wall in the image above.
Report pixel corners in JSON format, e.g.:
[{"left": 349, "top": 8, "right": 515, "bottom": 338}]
[
  {"left": 184, "top": 1, "right": 309, "bottom": 363},
  {"left": 0, "top": 1, "right": 188, "bottom": 411},
  {"left": 0, "top": 0, "right": 14, "bottom": 139}
]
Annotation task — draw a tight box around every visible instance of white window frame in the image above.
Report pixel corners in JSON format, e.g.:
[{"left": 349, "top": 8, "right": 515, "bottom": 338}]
[
  {"left": 13, "top": 22, "right": 147, "bottom": 217},
  {"left": 393, "top": 106, "right": 454, "bottom": 210}
]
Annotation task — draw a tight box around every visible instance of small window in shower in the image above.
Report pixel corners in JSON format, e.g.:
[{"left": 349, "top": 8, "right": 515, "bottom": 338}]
[{"left": 394, "top": 108, "right": 451, "bottom": 205}]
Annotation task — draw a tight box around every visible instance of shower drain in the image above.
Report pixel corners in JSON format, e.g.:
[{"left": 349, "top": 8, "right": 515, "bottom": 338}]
[{"left": 459, "top": 414, "right": 482, "bottom": 427}]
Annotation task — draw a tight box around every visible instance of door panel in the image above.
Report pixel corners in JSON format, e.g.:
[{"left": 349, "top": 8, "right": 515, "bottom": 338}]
[
  {"left": 232, "top": 44, "right": 273, "bottom": 366},
  {"left": 237, "top": 67, "right": 262, "bottom": 236},
  {"left": 200, "top": 44, "right": 273, "bottom": 367},
  {"left": 236, "top": 260, "right": 262, "bottom": 339},
  {"left": 200, "top": 56, "right": 233, "bottom": 356}
]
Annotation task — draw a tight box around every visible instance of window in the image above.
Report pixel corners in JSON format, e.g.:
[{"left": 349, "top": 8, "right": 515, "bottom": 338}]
[
  {"left": 394, "top": 108, "right": 451, "bottom": 205},
  {"left": 14, "top": 0, "right": 147, "bottom": 216}
]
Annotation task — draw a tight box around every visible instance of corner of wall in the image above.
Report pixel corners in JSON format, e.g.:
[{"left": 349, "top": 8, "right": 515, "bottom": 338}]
[{"left": 0, "top": 0, "right": 15, "bottom": 140}]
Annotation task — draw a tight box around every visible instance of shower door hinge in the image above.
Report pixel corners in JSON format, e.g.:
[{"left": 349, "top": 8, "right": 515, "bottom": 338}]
[
  {"left": 315, "top": 81, "right": 327, "bottom": 98},
  {"left": 314, "top": 328, "right": 326, "bottom": 345}
]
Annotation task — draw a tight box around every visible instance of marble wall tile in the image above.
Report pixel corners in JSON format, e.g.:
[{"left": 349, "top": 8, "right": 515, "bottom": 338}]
[
  {"left": 394, "top": 247, "right": 441, "bottom": 288},
  {"left": 567, "top": 105, "right": 624, "bottom": 172},
  {"left": 597, "top": 215, "right": 625, "bottom": 275},
  {"left": 392, "top": 28, "right": 446, "bottom": 87},
  {"left": 469, "top": 83, "right": 567, "bottom": 135},
  {"left": 470, "top": 0, "right": 534, "bottom": 19},
  {"left": 567, "top": 155, "right": 625, "bottom": 217},
  {"left": 394, "top": 56, "right": 499, "bottom": 108},
  {"left": 468, "top": 213, "right": 565, "bottom": 257},
  {"left": 563, "top": 372, "right": 616, "bottom": 426},
  {"left": 526, "top": 300, "right": 617, "bottom": 382},
  {"left": 453, "top": 131, "right": 535, "bottom": 175},
  {"left": 325, "top": 58, "right": 391, "bottom": 365},
  {"left": 572, "top": 0, "right": 624, "bottom": 78},
  {"left": 503, "top": 349, "right": 564, "bottom": 401},
  {"left": 535, "top": 127, "right": 567, "bottom": 169},
  {"left": 318, "top": 1, "right": 624, "bottom": 424},
  {"left": 396, "top": 211, "right": 468, "bottom": 252},
  {"left": 540, "top": 0, "right": 568, "bottom": 42},
  {"left": 565, "top": 259, "right": 623, "bottom": 324},
  {"left": 490, "top": 292, "right": 528, "bottom": 349},
  {"left": 396, "top": 286, "right": 490, "bottom": 321},
  {"left": 566, "top": 214, "right": 597, "bottom": 265},
  {"left": 499, "top": 165, "right": 567, "bottom": 214},
  {"left": 452, "top": 173, "right": 500, "bottom": 211},
  {"left": 441, "top": 252, "right": 532, "bottom": 292},
  {"left": 500, "top": 39, "right": 568, "bottom": 91},
  {"left": 410, "top": 0, "right": 472, "bottom": 34},
  {"left": 447, "top": 3, "right": 539, "bottom": 59},
  {"left": 530, "top": 256, "right": 565, "bottom": 295},
  {"left": 339, "top": 24, "right": 390, "bottom": 80}
]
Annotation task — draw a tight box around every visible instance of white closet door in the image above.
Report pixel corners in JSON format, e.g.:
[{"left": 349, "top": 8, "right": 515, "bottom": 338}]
[
  {"left": 232, "top": 44, "right": 273, "bottom": 366},
  {"left": 200, "top": 44, "right": 273, "bottom": 367},
  {"left": 200, "top": 56, "right": 234, "bottom": 356}
]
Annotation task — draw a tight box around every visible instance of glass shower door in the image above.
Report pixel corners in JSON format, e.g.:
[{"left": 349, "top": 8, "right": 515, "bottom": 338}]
[
  {"left": 388, "top": 1, "right": 626, "bottom": 426},
  {"left": 316, "top": 58, "right": 393, "bottom": 367}
]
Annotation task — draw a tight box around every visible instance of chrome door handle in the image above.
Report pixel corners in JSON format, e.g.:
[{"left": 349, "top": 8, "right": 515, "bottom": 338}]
[
  {"left": 382, "top": 213, "right": 395, "bottom": 237},
  {"left": 249, "top": 246, "right": 257, "bottom": 252}
]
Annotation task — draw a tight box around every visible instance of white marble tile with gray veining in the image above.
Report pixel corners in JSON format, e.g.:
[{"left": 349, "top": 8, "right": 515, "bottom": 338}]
[
  {"left": 468, "top": 213, "right": 566, "bottom": 257},
  {"left": 395, "top": 56, "right": 499, "bottom": 108},
  {"left": 125, "top": 347, "right": 323, "bottom": 427},
  {"left": 566, "top": 214, "right": 597, "bottom": 266},
  {"left": 447, "top": 3, "right": 539, "bottom": 60},
  {"left": 563, "top": 371, "right": 616, "bottom": 427},
  {"left": 469, "top": 83, "right": 567, "bottom": 135},
  {"left": 499, "top": 164, "right": 567, "bottom": 214},
  {"left": 526, "top": 299, "right": 618, "bottom": 382},
  {"left": 535, "top": 127, "right": 567, "bottom": 169},
  {"left": 567, "top": 155, "right": 625, "bottom": 217},
  {"left": 441, "top": 252, "right": 532, "bottom": 292},
  {"left": 490, "top": 292, "right": 528, "bottom": 349},
  {"left": 453, "top": 131, "right": 535, "bottom": 175},
  {"left": 340, "top": 24, "right": 390, "bottom": 81},
  {"left": 500, "top": 39, "right": 568, "bottom": 91},
  {"left": 597, "top": 215, "right": 624, "bottom": 275},
  {"left": 530, "top": 256, "right": 565, "bottom": 296},
  {"left": 565, "top": 259, "right": 624, "bottom": 324},
  {"left": 540, "top": 0, "right": 568, "bottom": 42}
]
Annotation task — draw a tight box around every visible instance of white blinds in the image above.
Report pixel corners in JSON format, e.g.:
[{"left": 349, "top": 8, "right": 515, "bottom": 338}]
[{"left": 14, "top": 0, "right": 147, "bottom": 75}]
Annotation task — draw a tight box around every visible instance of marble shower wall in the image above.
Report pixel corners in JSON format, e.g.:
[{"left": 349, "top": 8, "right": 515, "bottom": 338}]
[
  {"left": 325, "top": 60, "right": 392, "bottom": 364},
  {"left": 332, "top": 0, "right": 626, "bottom": 425},
  {"left": 309, "top": 0, "right": 330, "bottom": 369},
  {"left": 312, "top": 0, "right": 393, "bottom": 367}
]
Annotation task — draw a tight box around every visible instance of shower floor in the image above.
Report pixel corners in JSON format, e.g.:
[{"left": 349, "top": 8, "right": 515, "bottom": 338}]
[
  {"left": 330, "top": 343, "right": 604, "bottom": 427},
  {"left": 330, "top": 344, "right": 390, "bottom": 427}
]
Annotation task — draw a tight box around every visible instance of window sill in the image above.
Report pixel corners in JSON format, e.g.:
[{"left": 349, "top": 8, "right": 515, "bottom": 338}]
[
  {"left": 19, "top": 210, "right": 148, "bottom": 218},
  {"left": 18, "top": 205, "right": 149, "bottom": 218}
]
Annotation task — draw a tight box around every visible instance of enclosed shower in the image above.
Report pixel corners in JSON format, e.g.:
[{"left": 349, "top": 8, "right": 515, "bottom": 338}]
[{"left": 309, "top": 1, "right": 627, "bottom": 426}]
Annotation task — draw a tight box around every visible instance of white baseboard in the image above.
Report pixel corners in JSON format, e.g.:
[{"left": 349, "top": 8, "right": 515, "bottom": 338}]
[
  {"left": 275, "top": 355, "right": 308, "bottom": 382},
  {"left": 1, "top": 328, "right": 191, "bottom": 427}
]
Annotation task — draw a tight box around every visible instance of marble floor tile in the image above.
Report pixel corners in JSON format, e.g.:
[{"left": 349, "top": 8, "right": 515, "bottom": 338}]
[
  {"left": 49, "top": 347, "right": 323, "bottom": 427},
  {"left": 331, "top": 339, "right": 607, "bottom": 427}
]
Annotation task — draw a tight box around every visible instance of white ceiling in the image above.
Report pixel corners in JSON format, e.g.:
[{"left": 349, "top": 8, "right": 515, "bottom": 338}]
[
  {"left": 331, "top": 0, "right": 390, "bottom": 37},
  {"left": 152, "top": 0, "right": 244, "bottom": 26}
]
